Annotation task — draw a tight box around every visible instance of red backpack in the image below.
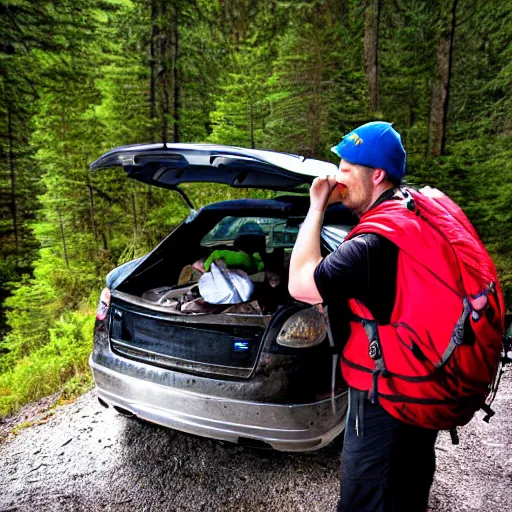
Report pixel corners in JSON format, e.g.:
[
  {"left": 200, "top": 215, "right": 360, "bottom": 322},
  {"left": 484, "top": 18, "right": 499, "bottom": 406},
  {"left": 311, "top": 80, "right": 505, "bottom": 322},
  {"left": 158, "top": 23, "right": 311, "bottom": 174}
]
[{"left": 340, "top": 187, "right": 506, "bottom": 433}]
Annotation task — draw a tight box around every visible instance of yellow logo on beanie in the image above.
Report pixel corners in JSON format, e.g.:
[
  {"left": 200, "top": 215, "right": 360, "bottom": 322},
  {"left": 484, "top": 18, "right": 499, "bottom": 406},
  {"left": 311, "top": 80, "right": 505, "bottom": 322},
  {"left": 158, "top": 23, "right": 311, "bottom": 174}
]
[{"left": 346, "top": 133, "right": 363, "bottom": 145}]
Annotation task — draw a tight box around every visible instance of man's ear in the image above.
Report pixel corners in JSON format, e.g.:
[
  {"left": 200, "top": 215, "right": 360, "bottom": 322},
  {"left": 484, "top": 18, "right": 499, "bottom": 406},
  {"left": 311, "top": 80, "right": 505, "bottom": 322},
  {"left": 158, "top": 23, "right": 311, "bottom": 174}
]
[{"left": 372, "top": 168, "right": 387, "bottom": 186}]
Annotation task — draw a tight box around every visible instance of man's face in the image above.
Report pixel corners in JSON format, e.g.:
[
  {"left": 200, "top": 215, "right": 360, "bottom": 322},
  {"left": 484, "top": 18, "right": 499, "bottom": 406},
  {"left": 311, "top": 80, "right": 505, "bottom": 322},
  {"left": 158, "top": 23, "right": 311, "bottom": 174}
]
[{"left": 335, "top": 160, "right": 375, "bottom": 216}]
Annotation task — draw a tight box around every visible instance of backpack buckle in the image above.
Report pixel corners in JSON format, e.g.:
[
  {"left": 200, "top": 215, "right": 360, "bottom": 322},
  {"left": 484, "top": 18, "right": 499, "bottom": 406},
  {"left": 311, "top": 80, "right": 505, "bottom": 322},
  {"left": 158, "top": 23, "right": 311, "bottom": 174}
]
[
  {"left": 368, "top": 339, "right": 381, "bottom": 360},
  {"left": 362, "top": 319, "right": 382, "bottom": 360}
]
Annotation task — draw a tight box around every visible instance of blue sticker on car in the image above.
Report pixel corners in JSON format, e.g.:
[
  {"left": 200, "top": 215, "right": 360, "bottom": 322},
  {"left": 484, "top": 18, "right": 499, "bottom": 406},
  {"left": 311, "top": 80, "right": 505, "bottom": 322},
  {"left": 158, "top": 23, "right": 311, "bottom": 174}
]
[{"left": 233, "top": 340, "right": 250, "bottom": 352}]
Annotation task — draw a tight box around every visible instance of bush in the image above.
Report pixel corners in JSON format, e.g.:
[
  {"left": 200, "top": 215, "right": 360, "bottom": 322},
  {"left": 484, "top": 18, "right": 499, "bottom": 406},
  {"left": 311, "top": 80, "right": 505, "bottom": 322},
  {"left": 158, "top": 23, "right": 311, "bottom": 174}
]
[{"left": 0, "top": 309, "right": 95, "bottom": 418}]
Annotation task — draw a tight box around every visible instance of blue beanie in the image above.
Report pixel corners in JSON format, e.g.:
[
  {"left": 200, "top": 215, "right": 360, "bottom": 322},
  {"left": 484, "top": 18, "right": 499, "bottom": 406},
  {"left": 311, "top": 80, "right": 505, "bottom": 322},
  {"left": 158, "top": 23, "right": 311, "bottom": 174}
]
[{"left": 331, "top": 122, "right": 406, "bottom": 183}]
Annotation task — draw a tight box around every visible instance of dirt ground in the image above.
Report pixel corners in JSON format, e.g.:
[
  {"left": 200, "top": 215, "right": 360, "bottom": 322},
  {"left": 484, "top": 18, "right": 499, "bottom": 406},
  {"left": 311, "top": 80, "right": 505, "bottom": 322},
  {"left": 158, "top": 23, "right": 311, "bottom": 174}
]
[{"left": 0, "top": 368, "right": 510, "bottom": 512}]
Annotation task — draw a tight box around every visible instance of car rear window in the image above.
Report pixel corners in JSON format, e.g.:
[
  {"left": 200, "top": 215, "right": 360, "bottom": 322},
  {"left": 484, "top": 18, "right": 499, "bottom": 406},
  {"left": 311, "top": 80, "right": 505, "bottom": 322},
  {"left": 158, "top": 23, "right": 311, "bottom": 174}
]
[
  {"left": 201, "top": 216, "right": 352, "bottom": 251},
  {"left": 200, "top": 216, "right": 300, "bottom": 249}
]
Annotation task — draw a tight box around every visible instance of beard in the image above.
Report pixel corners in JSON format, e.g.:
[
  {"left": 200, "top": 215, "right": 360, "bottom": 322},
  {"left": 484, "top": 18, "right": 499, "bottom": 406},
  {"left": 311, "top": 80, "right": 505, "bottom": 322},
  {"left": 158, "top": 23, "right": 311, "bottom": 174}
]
[{"left": 342, "top": 179, "right": 374, "bottom": 217}]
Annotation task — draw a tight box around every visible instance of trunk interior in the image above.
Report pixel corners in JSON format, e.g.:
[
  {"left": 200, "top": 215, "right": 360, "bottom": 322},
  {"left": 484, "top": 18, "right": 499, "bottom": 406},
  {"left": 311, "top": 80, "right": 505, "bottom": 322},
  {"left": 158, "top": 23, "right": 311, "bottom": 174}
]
[{"left": 116, "top": 202, "right": 301, "bottom": 317}]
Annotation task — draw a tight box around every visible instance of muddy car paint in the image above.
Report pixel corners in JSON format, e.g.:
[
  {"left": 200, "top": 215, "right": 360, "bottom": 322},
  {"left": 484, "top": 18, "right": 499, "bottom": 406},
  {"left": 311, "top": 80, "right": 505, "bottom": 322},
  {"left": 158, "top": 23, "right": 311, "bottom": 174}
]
[{"left": 90, "top": 335, "right": 346, "bottom": 452}]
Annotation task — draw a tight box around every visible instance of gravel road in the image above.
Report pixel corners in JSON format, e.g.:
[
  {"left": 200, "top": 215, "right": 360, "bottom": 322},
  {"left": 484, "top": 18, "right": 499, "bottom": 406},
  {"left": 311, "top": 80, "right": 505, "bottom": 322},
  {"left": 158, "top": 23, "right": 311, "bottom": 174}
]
[{"left": 0, "top": 368, "right": 511, "bottom": 512}]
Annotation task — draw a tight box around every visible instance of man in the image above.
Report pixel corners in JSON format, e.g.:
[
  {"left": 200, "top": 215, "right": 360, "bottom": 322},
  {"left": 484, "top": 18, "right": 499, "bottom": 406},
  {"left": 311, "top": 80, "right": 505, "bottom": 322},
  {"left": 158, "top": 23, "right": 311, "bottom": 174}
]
[{"left": 288, "top": 121, "right": 438, "bottom": 511}]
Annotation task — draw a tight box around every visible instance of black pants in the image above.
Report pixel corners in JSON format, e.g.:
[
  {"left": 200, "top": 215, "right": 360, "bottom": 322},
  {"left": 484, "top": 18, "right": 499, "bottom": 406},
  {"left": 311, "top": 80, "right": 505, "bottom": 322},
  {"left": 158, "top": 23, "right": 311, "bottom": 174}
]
[{"left": 338, "top": 389, "right": 438, "bottom": 512}]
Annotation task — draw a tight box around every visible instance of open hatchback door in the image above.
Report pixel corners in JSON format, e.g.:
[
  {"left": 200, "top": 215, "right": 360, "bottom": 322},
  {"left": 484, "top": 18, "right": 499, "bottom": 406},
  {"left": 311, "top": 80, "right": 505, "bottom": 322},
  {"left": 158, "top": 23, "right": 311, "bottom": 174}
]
[{"left": 90, "top": 143, "right": 337, "bottom": 205}]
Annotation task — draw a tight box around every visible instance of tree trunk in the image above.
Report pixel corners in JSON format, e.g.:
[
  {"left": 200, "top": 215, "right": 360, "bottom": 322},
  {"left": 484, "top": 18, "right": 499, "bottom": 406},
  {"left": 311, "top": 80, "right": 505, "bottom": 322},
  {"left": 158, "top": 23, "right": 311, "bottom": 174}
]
[
  {"left": 149, "top": 0, "right": 157, "bottom": 141},
  {"left": 428, "top": 0, "right": 457, "bottom": 158},
  {"left": 249, "top": 102, "right": 254, "bottom": 149},
  {"left": 131, "top": 192, "right": 137, "bottom": 243},
  {"left": 7, "top": 103, "right": 19, "bottom": 261},
  {"left": 364, "top": 0, "right": 381, "bottom": 113},
  {"left": 155, "top": 0, "right": 171, "bottom": 145},
  {"left": 86, "top": 176, "right": 97, "bottom": 241},
  {"left": 101, "top": 232, "right": 109, "bottom": 252},
  {"left": 172, "top": 3, "right": 181, "bottom": 143},
  {"left": 408, "top": 82, "right": 416, "bottom": 128},
  {"left": 161, "top": 77, "right": 170, "bottom": 144},
  {"left": 58, "top": 209, "right": 69, "bottom": 268}
]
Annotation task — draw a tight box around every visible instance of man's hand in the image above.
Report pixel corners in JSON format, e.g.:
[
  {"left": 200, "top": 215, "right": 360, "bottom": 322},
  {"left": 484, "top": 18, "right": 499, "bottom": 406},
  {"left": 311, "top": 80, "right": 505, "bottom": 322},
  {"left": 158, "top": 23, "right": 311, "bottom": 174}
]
[{"left": 310, "top": 176, "right": 341, "bottom": 212}]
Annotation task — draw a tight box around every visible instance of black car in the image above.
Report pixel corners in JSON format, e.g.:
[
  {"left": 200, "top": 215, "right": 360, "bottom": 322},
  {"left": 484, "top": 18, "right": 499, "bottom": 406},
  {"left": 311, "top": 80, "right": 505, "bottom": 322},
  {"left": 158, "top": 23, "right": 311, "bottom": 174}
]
[{"left": 89, "top": 144, "right": 357, "bottom": 452}]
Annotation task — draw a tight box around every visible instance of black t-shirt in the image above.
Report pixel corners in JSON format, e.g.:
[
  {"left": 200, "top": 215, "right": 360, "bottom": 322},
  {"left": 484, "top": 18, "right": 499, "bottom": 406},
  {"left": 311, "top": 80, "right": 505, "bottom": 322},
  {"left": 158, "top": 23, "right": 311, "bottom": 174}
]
[
  {"left": 314, "top": 188, "right": 399, "bottom": 336},
  {"left": 314, "top": 233, "right": 398, "bottom": 325}
]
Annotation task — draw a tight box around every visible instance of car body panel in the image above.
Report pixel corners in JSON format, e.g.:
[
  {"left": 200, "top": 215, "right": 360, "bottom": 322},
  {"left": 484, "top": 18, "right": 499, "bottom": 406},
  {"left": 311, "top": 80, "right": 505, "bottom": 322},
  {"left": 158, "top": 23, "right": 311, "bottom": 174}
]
[{"left": 106, "top": 257, "right": 145, "bottom": 290}]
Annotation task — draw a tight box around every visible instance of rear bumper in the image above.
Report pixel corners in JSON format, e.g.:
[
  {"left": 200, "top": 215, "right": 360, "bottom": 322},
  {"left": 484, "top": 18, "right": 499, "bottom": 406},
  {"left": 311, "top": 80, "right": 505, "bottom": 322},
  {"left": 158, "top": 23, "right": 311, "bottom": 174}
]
[{"left": 89, "top": 352, "right": 347, "bottom": 452}]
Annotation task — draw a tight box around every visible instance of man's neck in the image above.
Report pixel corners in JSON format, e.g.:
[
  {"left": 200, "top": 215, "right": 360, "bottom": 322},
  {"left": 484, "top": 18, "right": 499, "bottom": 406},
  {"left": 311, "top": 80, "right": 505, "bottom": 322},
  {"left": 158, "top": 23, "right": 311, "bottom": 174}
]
[{"left": 361, "top": 185, "right": 396, "bottom": 216}]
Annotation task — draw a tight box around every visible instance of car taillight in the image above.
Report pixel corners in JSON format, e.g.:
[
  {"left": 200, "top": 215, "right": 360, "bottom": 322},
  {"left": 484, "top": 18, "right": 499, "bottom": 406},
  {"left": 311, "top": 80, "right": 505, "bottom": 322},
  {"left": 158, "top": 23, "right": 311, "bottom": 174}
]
[
  {"left": 276, "top": 305, "right": 327, "bottom": 348},
  {"left": 96, "top": 288, "right": 111, "bottom": 321}
]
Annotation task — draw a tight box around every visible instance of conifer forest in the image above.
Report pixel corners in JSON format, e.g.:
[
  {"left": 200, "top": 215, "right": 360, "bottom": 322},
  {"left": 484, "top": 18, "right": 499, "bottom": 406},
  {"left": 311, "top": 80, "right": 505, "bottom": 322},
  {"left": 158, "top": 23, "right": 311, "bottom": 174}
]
[{"left": 0, "top": 0, "right": 511, "bottom": 416}]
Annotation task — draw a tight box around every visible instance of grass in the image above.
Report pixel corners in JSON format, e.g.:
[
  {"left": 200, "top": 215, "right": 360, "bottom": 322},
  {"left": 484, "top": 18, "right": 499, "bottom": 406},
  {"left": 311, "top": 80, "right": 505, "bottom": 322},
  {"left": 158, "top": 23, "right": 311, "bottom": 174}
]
[
  {"left": 0, "top": 309, "right": 95, "bottom": 418},
  {"left": 10, "top": 420, "right": 34, "bottom": 436},
  {"left": 57, "top": 373, "right": 94, "bottom": 405}
]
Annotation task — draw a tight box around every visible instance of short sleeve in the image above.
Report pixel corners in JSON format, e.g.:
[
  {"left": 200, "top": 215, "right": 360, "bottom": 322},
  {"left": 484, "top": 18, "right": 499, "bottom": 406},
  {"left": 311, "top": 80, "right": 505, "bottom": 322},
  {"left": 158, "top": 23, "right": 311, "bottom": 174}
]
[
  {"left": 313, "top": 234, "right": 399, "bottom": 324},
  {"left": 314, "top": 236, "right": 370, "bottom": 304}
]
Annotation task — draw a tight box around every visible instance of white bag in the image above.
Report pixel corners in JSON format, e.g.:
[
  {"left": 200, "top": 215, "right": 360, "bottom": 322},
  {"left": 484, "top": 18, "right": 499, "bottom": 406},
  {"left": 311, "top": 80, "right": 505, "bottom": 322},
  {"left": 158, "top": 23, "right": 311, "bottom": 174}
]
[{"left": 198, "top": 261, "right": 254, "bottom": 304}]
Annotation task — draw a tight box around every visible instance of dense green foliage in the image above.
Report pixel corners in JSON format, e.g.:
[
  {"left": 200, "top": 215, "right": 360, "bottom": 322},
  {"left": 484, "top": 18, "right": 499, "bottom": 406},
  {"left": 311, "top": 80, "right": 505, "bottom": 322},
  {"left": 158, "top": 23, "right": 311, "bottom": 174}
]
[
  {"left": 0, "top": 0, "right": 510, "bottom": 417},
  {"left": 0, "top": 309, "right": 95, "bottom": 415}
]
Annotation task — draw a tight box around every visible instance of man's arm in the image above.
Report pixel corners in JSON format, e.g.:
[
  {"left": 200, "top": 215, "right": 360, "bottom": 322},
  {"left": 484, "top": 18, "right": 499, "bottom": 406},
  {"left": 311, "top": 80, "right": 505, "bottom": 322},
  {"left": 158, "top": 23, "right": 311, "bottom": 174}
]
[
  {"left": 288, "top": 176, "right": 339, "bottom": 304},
  {"left": 288, "top": 208, "right": 324, "bottom": 304}
]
